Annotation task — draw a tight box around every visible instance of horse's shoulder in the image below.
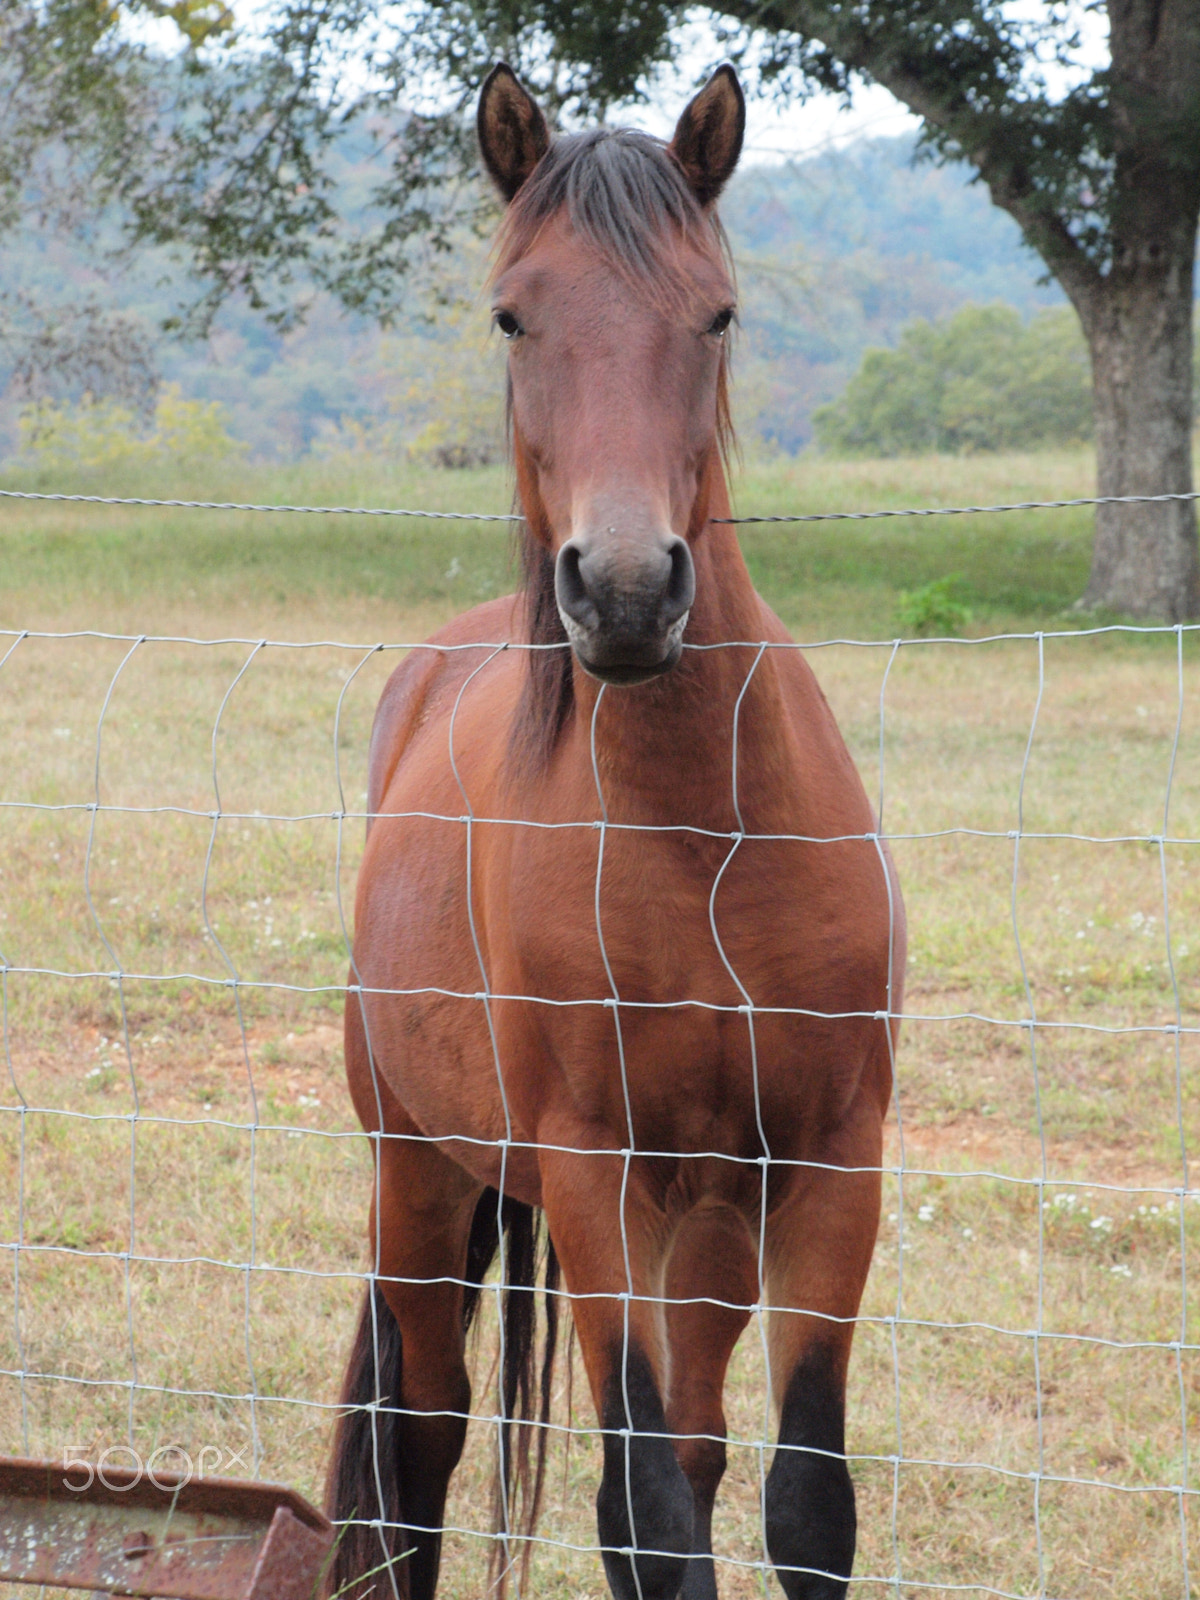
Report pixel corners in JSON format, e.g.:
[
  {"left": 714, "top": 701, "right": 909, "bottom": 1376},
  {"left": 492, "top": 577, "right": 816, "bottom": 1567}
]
[
  {"left": 753, "top": 595, "right": 857, "bottom": 760},
  {"left": 752, "top": 595, "right": 796, "bottom": 648},
  {"left": 366, "top": 595, "right": 520, "bottom": 821},
  {"left": 751, "top": 596, "right": 818, "bottom": 701},
  {"left": 424, "top": 593, "right": 522, "bottom": 650}
]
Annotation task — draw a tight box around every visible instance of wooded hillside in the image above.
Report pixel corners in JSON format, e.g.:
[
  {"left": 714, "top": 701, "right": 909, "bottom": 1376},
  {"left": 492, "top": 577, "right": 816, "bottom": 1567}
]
[{"left": 0, "top": 134, "right": 1059, "bottom": 461}]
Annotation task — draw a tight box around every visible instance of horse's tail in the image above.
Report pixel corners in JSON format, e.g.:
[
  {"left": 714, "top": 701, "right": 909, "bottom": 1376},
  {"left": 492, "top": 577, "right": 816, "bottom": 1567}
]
[
  {"left": 324, "top": 1280, "right": 407, "bottom": 1600},
  {"left": 463, "top": 1188, "right": 561, "bottom": 1598},
  {"left": 323, "top": 1192, "right": 559, "bottom": 1600}
]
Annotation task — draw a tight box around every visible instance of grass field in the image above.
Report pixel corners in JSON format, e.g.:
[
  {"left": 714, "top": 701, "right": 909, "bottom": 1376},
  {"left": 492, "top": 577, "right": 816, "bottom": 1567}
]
[{"left": 2, "top": 446, "right": 1199, "bottom": 1600}]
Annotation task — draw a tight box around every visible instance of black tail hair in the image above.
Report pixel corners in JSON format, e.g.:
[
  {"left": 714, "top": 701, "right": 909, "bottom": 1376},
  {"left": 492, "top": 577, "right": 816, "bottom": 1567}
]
[
  {"left": 325, "top": 1190, "right": 560, "bottom": 1600},
  {"left": 463, "top": 1188, "right": 560, "bottom": 1596}
]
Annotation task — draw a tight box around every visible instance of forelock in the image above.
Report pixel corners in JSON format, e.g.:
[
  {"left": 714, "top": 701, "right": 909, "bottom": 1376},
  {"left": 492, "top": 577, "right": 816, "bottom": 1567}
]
[{"left": 492, "top": 128, "right": 727, "bottom": 290}]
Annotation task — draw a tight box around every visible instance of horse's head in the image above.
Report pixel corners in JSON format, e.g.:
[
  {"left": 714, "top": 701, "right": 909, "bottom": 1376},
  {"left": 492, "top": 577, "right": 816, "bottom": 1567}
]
[{"left": 479, "top": 63, "right": 744, "bottom": 687}]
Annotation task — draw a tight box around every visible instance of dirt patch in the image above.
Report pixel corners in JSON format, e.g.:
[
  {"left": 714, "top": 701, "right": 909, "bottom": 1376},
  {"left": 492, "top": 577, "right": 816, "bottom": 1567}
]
[
  {"left": 886, "top": 1109, "right": 1189, "bottom": 1194},
  {"left": 7, "top": 1011, "right": 353, "bottom": 1126}
]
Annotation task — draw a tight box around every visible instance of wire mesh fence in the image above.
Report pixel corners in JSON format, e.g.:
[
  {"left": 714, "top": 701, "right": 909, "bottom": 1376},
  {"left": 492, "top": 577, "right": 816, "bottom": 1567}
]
[{"left": 1, "top": 488, "right": 1198, "bottom": 1600}]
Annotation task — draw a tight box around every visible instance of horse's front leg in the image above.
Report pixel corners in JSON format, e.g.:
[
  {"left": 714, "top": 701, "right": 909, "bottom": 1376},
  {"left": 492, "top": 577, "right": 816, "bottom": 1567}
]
[
  {"left": 761, "top": 1099, "right": 885, "bottom": 1600},
  {"left": 662, "top": 1205, "right": 757, "bottom": 1600},
  {"left": 539, "top": 1144, "right": 694, "bottom": 1600}
]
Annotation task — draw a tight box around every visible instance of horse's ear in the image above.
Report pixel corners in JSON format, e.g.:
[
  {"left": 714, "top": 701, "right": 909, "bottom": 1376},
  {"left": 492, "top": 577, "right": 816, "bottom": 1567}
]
[
  {"left": 669, "top": 64, "right": 745, "bottom": 207},
  {"left": 478, "top": 63, "right": 551, "bottom": 204}
]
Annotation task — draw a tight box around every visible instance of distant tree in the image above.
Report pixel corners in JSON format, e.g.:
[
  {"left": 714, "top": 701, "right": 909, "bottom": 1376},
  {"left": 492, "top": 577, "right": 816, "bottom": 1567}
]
[
  {"left": 0, "top": 0, "right": 229, "bottom": 401},
  {"left": 0, "top": 293, "right": 160, "bottom": 413},
  {"left": 0, "top": 0, "right": 236, "bottom": 231},
  {"left": 116, "top": 2, "right": 1200, "bottom": 619},
  {"left": 813, "top": 305, "right": 1092, "bottom": 458}
]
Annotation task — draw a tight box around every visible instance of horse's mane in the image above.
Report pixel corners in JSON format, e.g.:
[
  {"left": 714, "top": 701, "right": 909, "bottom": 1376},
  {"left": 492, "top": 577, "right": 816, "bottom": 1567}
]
[{"left": 493, "top": 129, "right": 735, "bottom": 764}]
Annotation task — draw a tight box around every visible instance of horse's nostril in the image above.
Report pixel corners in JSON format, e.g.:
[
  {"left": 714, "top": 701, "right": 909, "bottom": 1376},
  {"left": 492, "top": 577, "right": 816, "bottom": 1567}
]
[
  {"left": 555, "top": 540, "right": 601, "bottom": 631},
  {"left": 662, "top": 537, "right": 695, "bottom": 623},
  {"left": 557, "top": 532, "right": 692, "bottom": 664}
]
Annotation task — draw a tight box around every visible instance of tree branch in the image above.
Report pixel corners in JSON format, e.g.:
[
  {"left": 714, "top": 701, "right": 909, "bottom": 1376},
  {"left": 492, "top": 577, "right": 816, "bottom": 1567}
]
[{"left": 718, "top": 0, "right": 1105, "bottom": 303}]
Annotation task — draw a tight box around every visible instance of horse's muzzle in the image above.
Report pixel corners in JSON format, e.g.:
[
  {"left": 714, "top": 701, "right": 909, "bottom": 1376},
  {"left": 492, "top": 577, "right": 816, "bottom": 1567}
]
[{"left": 554, "top": 535, "right": 695, "bottom": 686}]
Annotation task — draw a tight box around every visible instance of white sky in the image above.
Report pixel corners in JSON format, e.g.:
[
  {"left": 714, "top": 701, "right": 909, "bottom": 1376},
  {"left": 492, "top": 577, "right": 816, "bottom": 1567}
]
[{"left": 643, "top": 79, "right": 920, "bottom": 164}]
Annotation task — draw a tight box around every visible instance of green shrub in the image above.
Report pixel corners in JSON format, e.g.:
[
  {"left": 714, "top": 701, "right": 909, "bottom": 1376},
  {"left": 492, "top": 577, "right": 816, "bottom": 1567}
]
[
  {"left": 896, "top": 575, "right": 973, "bottom": 636},
  {"left": 18, "top": 384, "right": 245, "bottom": 473},
  {"left": 813, "top": 303, "right": 1092, "bottom": 457}
]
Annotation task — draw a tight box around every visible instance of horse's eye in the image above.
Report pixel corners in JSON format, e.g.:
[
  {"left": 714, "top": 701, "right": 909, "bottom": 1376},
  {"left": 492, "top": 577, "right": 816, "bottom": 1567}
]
[
  {"left": 495, "top": 310, "right": 523, "bottom": 340},
  {"left": 707, "top": 307, "right": 734, "bottom": 338}
]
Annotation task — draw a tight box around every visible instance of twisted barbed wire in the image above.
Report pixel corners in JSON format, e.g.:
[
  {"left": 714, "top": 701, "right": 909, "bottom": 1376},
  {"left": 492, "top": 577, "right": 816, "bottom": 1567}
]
[{"left": 3, "top": 483, "right": 1200, "bottom": 523}]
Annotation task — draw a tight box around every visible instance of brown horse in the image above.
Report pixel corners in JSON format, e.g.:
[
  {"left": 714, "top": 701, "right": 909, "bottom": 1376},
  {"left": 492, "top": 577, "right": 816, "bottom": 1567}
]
[{"left": 326, "top": 62, "right": 905, "bottom": 1600}]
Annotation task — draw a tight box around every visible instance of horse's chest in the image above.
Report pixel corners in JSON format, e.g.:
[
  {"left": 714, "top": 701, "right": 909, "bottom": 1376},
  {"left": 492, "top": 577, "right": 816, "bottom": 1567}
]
[
  {"left": 506, "top": 825, "right": 891, "bottom": 1143},
  {"left": 513, "top": 826, "right": 886, "bottom": 1007}
]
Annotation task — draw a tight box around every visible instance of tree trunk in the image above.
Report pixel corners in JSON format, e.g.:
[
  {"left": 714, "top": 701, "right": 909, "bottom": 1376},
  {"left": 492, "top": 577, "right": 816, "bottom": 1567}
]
[
  {"left": 1079, "top": 249, "right": 1199, "bottom": 620},
  {"left": 720, "top": 0, "right": 1200, "bottom": 621}
]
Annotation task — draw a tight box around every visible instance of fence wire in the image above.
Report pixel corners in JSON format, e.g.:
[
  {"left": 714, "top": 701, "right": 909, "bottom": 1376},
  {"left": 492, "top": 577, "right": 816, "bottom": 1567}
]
[
  {"left": 1, "top": 490, "right": 1198, "bottom": 1600},
  {"left": 3, "top": 482, "right": 1200, "bottom": 523}
]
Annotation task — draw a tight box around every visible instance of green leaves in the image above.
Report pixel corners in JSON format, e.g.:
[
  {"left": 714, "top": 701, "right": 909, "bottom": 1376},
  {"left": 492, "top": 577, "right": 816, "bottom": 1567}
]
[
  {"left": 813, "top": 304, "right": 1092, "bottom": 458},
  {"left": 895, "top": 575, "right": 972, "bottom": 637},
  {"left": 0, "top": 0, "right": 148, "bottom": 235}
]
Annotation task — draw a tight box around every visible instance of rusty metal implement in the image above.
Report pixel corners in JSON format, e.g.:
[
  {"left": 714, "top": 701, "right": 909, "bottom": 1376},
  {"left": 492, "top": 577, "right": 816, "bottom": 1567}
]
[{"left": 0, "top": 1456, "right": 334, "bottom": 1600}]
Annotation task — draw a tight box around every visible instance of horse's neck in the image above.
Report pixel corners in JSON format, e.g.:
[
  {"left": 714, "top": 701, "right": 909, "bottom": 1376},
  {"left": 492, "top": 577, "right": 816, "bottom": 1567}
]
[
  {"left": 682, "top": 466, "right": 765, "bottom": 649},
  {"left": 575, "top": 465, "right": 797, "bottom": 829}
]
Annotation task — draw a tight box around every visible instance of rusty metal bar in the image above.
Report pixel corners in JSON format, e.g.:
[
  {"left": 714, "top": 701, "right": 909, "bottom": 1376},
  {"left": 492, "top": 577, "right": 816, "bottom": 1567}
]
[{"left": 0, "top": 1457, "right": 334, "bottom": 1600}]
